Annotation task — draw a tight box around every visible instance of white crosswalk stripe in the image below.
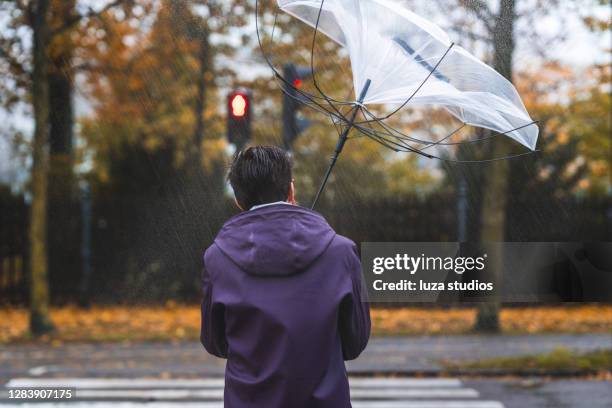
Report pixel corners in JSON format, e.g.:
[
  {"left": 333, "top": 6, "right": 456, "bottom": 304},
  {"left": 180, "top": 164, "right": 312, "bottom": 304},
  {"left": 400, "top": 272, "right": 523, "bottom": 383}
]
[{"left": 1, "top": 377, "right": 505, "bottom": 407}]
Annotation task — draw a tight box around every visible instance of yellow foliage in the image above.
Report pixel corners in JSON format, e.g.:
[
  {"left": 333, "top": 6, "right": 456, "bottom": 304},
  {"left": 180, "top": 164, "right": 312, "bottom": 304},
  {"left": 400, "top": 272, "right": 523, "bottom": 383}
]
[{"left": 0, "top": 305, "right": 609, "bottom": 344}]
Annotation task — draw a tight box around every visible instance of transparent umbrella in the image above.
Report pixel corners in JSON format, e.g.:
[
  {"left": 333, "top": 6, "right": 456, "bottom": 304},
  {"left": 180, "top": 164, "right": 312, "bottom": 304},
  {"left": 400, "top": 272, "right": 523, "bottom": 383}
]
[{"left": 256, "top": 0, "right": 540, "bottom": 209}]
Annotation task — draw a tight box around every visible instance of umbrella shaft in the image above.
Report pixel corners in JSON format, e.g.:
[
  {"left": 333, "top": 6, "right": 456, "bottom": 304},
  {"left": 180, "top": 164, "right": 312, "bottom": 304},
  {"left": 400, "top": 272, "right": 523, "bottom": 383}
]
[{"left": 311, "top": 79, "right": 371, "bottom": 210}]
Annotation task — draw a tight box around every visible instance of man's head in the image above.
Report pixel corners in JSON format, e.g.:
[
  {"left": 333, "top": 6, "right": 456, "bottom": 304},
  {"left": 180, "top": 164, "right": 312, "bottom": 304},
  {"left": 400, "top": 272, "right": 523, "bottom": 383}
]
[{"left": 228, "top": 146, "right": 294, "bottom": 211}]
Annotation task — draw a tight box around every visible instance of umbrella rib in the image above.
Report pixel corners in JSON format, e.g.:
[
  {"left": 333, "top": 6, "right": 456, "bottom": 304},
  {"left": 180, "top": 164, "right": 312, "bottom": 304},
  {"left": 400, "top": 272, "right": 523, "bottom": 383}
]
[
  {"left": 437, "top": 149, "right": 540, "bottom": 164},
  {"left": 254, "top": 0, "right": 354, "bottom": 115},
  {"left": 353, "top": 113, "right": 540, "bottom": 162},
  {"left": 433, "top": 121, "right": 540, "bottom": 145},
  {"left": 309, "top": 0, "right": 352, "bottom": 119},
  {"left": 360, "top": 122, "right": 540, "bottom": 163},
  {"left": 418, "top": 124, "right": 467, "bottom": 151},
  {"left": 262, "top": 8, "right": 347, "bottom": 123},
  {"left": 273, "top": 74, "right": 345, "bottom": 121},
  {"left": 359, "top": 105, "right": 539, "bottom": 149},
  {"left": 311, "top": 79, "right": 372, "bottom": 210},
  {"left": 359, "top": 107, "right": 439, "bottom": 145},
  {"left": 376, "top": 42, "right": 456, "bottom": 121},
  {"left": 354, "top": 122, "right": 434, "bottom": 158},
  {"left": 308, "top": 0, "right": 363, "bottom": 108}
]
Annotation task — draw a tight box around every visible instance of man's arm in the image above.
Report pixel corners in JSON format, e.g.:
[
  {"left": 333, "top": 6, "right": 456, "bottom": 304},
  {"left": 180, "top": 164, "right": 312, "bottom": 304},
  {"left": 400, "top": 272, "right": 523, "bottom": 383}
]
[
  {"left": 338, "top": 243, "right": 371, "bottom": 360},
  {"left": 200, "top": 255, "right": 228, "bottom": 358}
]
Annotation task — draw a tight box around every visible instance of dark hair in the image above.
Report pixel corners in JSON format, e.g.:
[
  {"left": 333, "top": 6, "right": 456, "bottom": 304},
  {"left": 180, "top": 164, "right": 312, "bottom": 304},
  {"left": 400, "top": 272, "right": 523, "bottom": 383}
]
[{"left": 228, "top": 146, "right": 292, "bottom": 210}]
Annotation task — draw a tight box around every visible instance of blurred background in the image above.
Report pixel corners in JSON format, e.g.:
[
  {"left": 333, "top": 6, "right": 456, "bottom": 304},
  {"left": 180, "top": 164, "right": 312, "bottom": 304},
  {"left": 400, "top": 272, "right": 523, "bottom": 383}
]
[{"left": 0, "top": 1, "right": 610, "bottom": 406}]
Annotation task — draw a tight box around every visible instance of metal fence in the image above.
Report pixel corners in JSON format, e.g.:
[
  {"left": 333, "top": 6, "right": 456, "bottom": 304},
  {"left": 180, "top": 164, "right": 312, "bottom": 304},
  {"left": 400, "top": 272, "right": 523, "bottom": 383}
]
[
  {"left": 0, "top": 190, "right": 28, "bottom": 304},
  {"left": 0, "top": 190, "right": 609, "bottom": 304}
]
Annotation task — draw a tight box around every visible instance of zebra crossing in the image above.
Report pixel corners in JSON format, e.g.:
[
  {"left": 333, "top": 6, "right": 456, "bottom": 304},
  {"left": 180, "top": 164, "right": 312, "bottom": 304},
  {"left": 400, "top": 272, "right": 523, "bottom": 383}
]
[{"left": 1, "top": 377, "right": 504, "bottom": 407}]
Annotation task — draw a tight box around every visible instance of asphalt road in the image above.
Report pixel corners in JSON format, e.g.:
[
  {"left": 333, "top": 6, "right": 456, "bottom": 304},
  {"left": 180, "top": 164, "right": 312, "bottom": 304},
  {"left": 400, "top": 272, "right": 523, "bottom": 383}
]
[
  {"left": 0, "top": 376, "right": 610, "bottom": 407},
  {"left": 0, "top": 335, "right": 609, "bottom": 407},
  {"left": 1, "top": 334, "right": 610, "bottom": 378},
  {"left": 465, "top": 378, "right": 611, "bottom": 408}
]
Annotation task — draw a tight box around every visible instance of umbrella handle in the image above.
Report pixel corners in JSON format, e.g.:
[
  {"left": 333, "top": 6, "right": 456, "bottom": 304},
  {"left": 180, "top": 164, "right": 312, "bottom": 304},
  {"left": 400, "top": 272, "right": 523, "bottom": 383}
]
[{"left": 311, "top": 79, "right": 371, "bottom": 210}]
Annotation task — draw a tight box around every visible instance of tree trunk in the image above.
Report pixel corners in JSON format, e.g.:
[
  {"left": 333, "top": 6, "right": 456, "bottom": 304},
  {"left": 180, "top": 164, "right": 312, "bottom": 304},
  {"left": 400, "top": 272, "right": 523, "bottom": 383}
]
[
  {"left": 474, "top": 0, "right": 515, "bottom": 333},
  {"left": 48, "top": 0, "right": 78, "bottom": 301},
  {"left": 29, "top": 0, "right": 55, "bottom": 336},
  {"left": 193, "top": 29, "right": 209, "bottom": 156}
]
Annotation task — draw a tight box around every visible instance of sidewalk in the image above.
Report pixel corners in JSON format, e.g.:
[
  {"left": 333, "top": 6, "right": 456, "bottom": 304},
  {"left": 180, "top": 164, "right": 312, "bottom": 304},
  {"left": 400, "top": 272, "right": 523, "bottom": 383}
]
[{"left": 1, "top": 334, "right": 609, "bottom": 380}]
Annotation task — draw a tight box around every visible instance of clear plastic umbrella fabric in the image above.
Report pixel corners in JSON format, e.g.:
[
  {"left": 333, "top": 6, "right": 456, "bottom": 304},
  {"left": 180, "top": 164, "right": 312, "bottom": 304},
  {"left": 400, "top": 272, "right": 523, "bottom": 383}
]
[{"left": 277, "top": 0, "right": 539, "bottom": 150}]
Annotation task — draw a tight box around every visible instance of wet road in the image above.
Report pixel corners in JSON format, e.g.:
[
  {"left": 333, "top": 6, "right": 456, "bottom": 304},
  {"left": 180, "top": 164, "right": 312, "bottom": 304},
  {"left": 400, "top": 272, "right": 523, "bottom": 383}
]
[
  {"left": 1, "top": 335, "right": 609, "bottom": 407},
  {"left": 1, "top": 334, "right": 610, "bottom": 378},
  {"left": 0, "top": 376, "right": 610, "bottom": 407}
]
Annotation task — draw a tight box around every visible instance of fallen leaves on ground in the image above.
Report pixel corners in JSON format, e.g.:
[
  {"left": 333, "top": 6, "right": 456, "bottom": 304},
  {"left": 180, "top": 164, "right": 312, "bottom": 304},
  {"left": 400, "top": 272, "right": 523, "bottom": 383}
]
[
  {"left": 0, "top": 304, "right": 610, "bottom": 344},
  {"left": 371, "top": 305, "right": 612, "bottom": 336}
]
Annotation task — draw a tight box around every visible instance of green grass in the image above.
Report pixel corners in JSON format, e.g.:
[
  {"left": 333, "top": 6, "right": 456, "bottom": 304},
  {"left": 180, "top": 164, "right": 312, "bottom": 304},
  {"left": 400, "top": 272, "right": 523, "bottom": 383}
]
[{"left": 444, "top": 347, "right": 612, "bottom": 372}]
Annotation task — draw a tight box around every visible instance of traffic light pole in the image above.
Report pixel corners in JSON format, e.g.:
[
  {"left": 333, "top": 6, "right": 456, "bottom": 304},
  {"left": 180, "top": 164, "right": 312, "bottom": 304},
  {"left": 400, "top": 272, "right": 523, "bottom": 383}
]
[{"left": 311, "top": 79, "right": 371, "bottom": 210}]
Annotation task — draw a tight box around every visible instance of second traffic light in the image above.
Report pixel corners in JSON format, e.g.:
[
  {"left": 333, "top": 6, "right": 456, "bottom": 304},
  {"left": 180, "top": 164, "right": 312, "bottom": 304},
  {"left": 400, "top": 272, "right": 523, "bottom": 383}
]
[
  {"left": 227, "top": 89, "right": 252, "bottom": 150},
  {"left": 282, "top": 64, "right": 312, "bottom": 151}
]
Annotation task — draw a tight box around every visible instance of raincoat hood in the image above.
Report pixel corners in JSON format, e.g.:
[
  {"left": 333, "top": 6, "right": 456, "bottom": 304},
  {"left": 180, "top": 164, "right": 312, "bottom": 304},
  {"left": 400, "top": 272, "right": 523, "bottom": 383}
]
[{"left": 214, "top": 204, "right": 336, "bottom": 276}]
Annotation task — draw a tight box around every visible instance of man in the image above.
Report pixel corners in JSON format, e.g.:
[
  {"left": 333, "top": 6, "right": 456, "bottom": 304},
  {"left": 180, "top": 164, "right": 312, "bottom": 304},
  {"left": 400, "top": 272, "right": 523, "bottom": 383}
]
[{"left": 201, "top": 146, "right": 371, "bottom": 408}]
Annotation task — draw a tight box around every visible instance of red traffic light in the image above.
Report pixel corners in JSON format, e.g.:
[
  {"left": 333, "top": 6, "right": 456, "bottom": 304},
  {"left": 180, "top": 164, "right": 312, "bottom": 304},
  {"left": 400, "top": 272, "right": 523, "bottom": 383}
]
[
  {"left": 227, "top": 89, "right": 252, "bottom": 148},
  {"left": 293, "top": 78, "right": 303, "bottom": 89},
  {"left": 229, "top": 93, "right": 248, "bottom": 118}
]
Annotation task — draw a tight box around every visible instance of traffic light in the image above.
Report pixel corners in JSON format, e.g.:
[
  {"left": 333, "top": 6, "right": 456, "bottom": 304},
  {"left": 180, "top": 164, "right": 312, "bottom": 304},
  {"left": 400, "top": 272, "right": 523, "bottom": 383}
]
[
  {"left": 227, "top": 89, "right": 252, "bottom": 149},
  {"left": 282, "top": 64, "right": 312, "bottom": 151}
]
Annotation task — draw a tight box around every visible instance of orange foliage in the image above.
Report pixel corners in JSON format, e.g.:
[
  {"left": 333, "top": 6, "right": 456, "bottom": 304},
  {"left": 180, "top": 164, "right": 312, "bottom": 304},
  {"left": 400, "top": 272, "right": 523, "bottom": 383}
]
[{"left": 0, "top": 305, "right": 609, "bottom": 344}]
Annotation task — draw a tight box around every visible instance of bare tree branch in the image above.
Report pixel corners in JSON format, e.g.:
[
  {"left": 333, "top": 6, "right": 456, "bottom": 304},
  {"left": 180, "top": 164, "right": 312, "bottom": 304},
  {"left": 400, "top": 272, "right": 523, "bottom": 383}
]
[
  {"left": 0, "top": 0, "right": 28, "bottom": 10},
  {"left": 13, "top": 0, "right": 28, "bottom": 12},
  {"left": 448, "top": 25, "right": 493, "bottom": 44},
  {"left": 50, "top": 0, "right": 127, "bottom": 38},
  {"left": 458, "top": 0, "right": 495, "bottom": 33},
  {"left": 0, "top": 43, "right": 29, "bottom": 78}
]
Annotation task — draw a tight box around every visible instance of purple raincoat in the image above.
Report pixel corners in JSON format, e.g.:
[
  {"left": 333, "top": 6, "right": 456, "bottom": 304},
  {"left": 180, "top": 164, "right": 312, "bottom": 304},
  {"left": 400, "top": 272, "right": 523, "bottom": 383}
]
[{"left": 201, "top": 203, "right": 371, "bottom": 408}]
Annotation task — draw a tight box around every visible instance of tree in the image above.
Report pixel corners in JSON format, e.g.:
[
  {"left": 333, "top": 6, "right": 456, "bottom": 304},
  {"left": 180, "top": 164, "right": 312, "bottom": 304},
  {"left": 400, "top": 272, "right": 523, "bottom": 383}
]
[
  {"left": 473, "top": 0, "right": 517, "bottom": 333},
  {"left": 0, "top": 0, "right": 132, "bottom": 334},
  {"left": 567, "top": 65, "right": 611, "bottom": 196},
  {"left": 75, "top": 0, "right": 249, "bottom": 301},
  {"left": 47, "top": 0, "right": 78, "bottom": 305},
  {"left": 573, "top": 0, "right": 611, "bottom": 195},
  {"left": 433, "top": 0, "right": 608, "bottom": 329},
  {"left": 505, "top": 62, "right": 604, "bottom": 240},
  {"left": 430, "top": 0, "right": 578, "bottom": 331},
  {"left": 80, "top": 0, "right": 246, "bottom": 176},
  {"left": 28, "top": 0, "right": 54, "bottom": 335}
]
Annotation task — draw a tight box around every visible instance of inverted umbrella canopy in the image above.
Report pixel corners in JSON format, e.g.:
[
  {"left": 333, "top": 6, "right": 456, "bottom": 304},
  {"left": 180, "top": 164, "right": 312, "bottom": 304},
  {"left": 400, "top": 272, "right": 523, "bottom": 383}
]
[{"left": 277, "top": 0, "right": 539, "bottom": 150}]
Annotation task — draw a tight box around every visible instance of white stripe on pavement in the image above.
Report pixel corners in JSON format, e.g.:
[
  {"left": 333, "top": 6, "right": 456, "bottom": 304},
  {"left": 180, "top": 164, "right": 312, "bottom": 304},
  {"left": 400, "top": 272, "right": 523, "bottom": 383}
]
[
  {"left": 1, "top": 388, "right": 478, "bottom": 400},
  {"left": 352, "top": 388, "right": 479, "bottom": 399},
  {"left": 2, "top": 377, "right": 504, "bottom": 408},
  {"left": 6, "top": 377, "right": 462, "bottom": 389},
  {"left": 353, "top": 403, "right": 504, "bottom": 408},
  {"left": 0, "top": 402, "right": 505, "bottom": 408},
  {"left": 354, "top": 402, "right": 504, "bottom": 408},
  {"left": 351, "top": 378, "right": 462, "bottom": 388},
  {"left": 6, "top": 378, "right": 225, "bottom": 389}
]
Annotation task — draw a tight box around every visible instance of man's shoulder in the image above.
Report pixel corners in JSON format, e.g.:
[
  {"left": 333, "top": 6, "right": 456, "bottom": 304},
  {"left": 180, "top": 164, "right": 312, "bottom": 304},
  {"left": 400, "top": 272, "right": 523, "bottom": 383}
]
[
  {"left": 326, "top": 233, "right": 358, "bottom": 257},
  {"left": 203, "top": 243, "right": 223, "bottom": 270}
]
